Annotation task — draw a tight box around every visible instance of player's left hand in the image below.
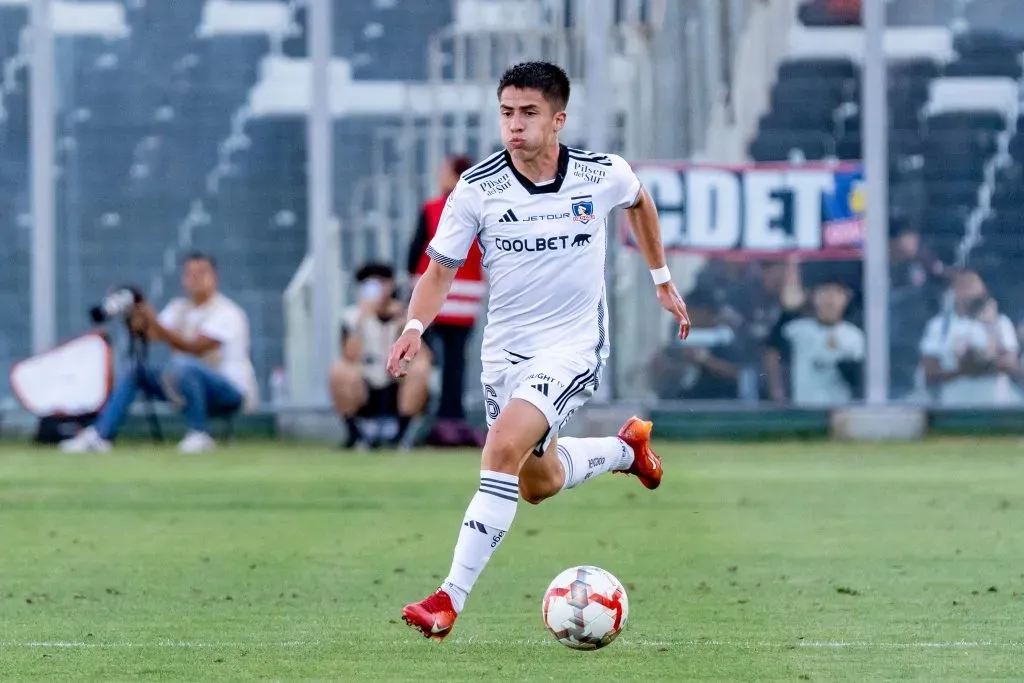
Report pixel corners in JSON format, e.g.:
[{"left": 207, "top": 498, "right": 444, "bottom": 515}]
[
  {"left": 656, "top": 282, "right": 690, "bottom": 340},
  {"left": 387, "top": 331, "right": 422, "bottom": 379}
]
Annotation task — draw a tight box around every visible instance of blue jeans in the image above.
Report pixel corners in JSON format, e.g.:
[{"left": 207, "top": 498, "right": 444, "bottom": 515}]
[{"left": 94, "top": 356, "right": 244, "bottom": 440}]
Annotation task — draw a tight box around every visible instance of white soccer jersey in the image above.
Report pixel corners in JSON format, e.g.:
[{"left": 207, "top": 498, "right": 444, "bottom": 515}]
[{"left": 426, "top": 144, "right": 641, "bottom": 367}]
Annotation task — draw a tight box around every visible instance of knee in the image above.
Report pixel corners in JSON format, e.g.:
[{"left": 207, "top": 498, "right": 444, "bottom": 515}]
[
  {"left": 165, "top": 357, "right": 200, "bottom": 391},
  {"left": 329, "top": 360, "right": 361, "bottom": 391},
  {"left": 481, "top": 433, "right": 523, "bottom": 474},
  {"left": 404, "top": 353, "right": 432, "bottom": 383}
]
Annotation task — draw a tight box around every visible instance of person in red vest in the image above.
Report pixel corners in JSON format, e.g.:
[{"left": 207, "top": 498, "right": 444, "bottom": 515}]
[{"left": 407, "top": 155, "right": 486, "bottom": 447}]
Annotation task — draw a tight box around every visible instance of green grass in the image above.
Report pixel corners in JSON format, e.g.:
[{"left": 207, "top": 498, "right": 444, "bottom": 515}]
[{"left": 1, "top": 438, "right": 1024, "bottom": 680}]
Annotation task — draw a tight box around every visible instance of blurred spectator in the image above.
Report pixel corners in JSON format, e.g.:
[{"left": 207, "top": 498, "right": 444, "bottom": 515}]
[
  {"left": 764, "top": 259, "right": 865, "bottom": 406},
  {"left": 646, "top": 260, "right": 785, "bottom": 401},
  {"left": 890, "top": 220, "right": 947, "bottom": 293},
  {"left": 407, "top": 155, "right": 485, "bottom": 448},
  {"left": 60, "top": 252, "right": 258, "bottom": 453},
  {"left": 919, "top": 271, "right": 1021, "bottom": 406},
  {"left": 330, "top": 263, "right": 432, "bottom": 449},
  {"left": 889, "top": 219, "right": 946, "bottom": 398},
  {"left": 646, "top": 289, "right": 744, "bottom": 401}
]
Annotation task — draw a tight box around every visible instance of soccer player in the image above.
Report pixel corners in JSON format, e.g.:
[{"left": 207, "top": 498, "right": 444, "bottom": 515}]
[{"left": 386, "top": 61, "right": 690, "bottom": 640}]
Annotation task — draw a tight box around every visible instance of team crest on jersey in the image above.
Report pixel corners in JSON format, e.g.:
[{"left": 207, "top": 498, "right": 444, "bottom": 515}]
[{"left": 571, "top": 195, "right": 595, "bottom": 223}]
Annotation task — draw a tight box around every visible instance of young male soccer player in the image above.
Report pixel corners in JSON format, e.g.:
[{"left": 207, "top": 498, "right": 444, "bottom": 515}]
[{"left": 386, "top": 61, "right": 691, "bottom": 640}]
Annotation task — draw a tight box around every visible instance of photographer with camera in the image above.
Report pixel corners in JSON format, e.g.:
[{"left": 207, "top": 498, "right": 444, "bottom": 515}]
[
  {"left": 61, "top": 252, "right": 258, "bottom": 453},
  {"left": 329, "top": 263, "right": 432, "bottom": 449},
  {"left": 919, "top": 270, "right": 1021, "bottom": 406}
]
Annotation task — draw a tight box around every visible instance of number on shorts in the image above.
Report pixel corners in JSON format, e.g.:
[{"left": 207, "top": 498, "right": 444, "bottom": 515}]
[{"left": 484, "top": 384, "right": 500, "bottom": 420}]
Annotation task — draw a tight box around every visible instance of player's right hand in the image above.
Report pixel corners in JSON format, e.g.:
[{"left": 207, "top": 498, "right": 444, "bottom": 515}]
[{"left": 387, "top": 331, "right": 422, "bottom": 378}]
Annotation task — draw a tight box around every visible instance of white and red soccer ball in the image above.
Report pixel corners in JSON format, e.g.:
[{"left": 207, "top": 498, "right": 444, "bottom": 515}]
[{"left": 542, "top": 565, "right": 629, "bottom": 650}]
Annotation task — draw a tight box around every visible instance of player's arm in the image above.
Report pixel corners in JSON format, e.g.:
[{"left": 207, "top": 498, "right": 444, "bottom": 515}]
[
  {"left": 622, "top": 185, "right": 691, "bottom": 340},
  {"left": 406, "top": 259, "right": 459, "bottom": 330},
  {"left": 387, "top": 179, "right": 480, "bottom": 377},
  {"left": 623, "top": 188, "right": 666, "bottom": 275}
]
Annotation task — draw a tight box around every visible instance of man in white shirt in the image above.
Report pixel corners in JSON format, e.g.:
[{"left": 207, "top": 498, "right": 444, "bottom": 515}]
[
  {"left": 919, "top": 270, "right": 1021, "bottom": 405},
  {"left": 384, "top": 61, "right": 691, "bottom": 642},
  {"left": 61, "top": 252, "right": 259, "bottom": 453},
  {"left": 764, "top": 263, "right": 865, "bottom": 406}
]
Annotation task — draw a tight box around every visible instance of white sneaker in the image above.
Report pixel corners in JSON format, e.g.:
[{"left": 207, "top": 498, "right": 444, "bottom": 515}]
[
  {"left": 178, "top": 430, "right": 216, "bottom": 454},
  {"left": 59, "top": 427, "right": 111, "bottom": 453}
]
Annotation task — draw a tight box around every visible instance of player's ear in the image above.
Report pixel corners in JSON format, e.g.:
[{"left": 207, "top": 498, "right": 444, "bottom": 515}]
[{"left": 553, "top": 110, "right": 566, "bottom": 131}]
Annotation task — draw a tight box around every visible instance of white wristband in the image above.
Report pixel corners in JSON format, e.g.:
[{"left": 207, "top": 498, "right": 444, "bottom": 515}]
[
  {"left": 403, "top": 318, "right": 425, "bottom": 336},
  {"left": 650, "top": 266, "right": 671, "bottom": 285}
]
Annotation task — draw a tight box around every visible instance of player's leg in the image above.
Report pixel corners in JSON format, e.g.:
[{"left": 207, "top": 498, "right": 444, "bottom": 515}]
[
  {"left": 403, "top": 373, "right": 547, "bottom": 639},
  {"left": 518, "top": 420, "right": 660, "bottom": 501},
  {"left": 516, "top": 360, "right": 662, "bottom": 501},
  {"left": 556, "top": 417, "right": 663, "bottom": 490},
  {"left": 439, "top": 398, "right": 548, "bottom": 606}
]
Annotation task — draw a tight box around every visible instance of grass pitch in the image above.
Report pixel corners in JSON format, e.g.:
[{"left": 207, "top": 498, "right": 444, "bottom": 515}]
[{"left": 1, "top": 438, "right": 1023, "bottom": 680}]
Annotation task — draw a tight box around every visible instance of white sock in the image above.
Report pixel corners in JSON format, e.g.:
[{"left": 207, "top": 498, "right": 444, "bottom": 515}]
[
  {"left": 556, "top": 436, "right": 634, "bottom": 490},
  {"left": 441, "top": 470, "right": 519, "bottom": 612}
]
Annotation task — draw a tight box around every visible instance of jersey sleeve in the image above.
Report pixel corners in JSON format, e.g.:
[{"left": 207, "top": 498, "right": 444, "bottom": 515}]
[
  {"left": 607, "top": 154, "right": 643, "bottom": 210},
  {"left": 426, "top": 179, "right": 481, "bottom": 269}
]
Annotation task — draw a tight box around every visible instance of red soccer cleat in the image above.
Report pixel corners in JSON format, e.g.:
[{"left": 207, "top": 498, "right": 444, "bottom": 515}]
[
  {"left": 614, "top": 416, "right": 663, "bottom": 490},
  {"left": 402, "top": 589, "right": 458, "bottom": 641}
]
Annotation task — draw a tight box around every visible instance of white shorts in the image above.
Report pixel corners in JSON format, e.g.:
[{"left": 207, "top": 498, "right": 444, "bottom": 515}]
[{"left": 481, "top": 353, "right": 602, "bottom": 454}]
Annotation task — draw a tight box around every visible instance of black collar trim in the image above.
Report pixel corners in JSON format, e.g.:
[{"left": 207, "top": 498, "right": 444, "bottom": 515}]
[{"left": 505, "top": 144, "right": 569, "bottom": 195}]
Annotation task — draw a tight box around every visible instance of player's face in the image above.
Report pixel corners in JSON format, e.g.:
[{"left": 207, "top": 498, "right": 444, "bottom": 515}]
[
  {"left": 498, "top": 87, "right": 565, "bottom": 157},
  {"left": 182, "top": 259, "right": 217, "bottom": 302},
  {"left": 813, "top": 284, "right": 849, "bottom": 324}
]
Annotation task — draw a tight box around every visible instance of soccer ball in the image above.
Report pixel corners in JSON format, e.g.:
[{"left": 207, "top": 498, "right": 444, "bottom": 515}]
[{"left": 541, "top": 565, "right": 629, "bottom": 650}]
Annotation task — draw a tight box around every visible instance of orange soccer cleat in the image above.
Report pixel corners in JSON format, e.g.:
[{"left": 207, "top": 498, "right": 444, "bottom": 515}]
[
  {"left": 402, "top": 589, "right": 458, "bottom": 641},
  {"left": 614, "top": 416, "right": 663, "bottom": 490}
]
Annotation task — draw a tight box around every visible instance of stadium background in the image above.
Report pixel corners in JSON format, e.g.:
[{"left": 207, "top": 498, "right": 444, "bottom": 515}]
[
  {"left": 5, "top": 1, "right": 1024, "bottom": 679},
  {"left": 1, "top": 0, "right": 1023, "bottom": 438}
]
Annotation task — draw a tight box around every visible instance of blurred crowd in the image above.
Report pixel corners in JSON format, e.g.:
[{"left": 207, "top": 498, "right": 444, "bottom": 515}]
[{"left": 648, "top": 218, "right": 1024, "bottom": 407}]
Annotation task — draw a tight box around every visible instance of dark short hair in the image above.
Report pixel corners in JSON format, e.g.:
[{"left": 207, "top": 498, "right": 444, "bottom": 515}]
[
  {"left": 448, "top": 155, "right": 474, "bottom": 176},
  {"left": 182, "top": 250, "right": 216, "bottom": 271},
  {"left": 355, "top": 262, "right": 394, "bottom": 282},
  {"left": 497, "top": 61, "right": 571, "bottom": 111}
]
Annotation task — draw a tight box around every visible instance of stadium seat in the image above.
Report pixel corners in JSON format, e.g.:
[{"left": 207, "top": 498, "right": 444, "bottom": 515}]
[{"left": 748, "top": 130, "right": 835, "bottom": 162}]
